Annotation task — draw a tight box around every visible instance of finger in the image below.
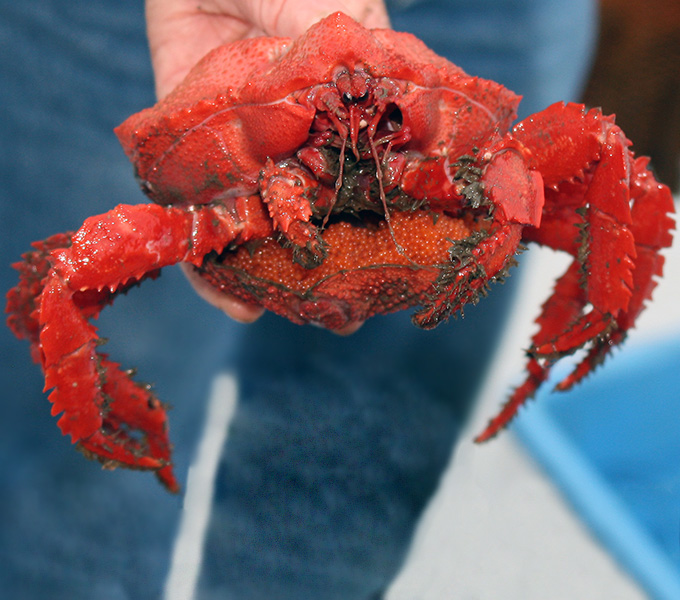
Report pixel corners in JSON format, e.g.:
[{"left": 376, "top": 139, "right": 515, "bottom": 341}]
[
  {"left": 240, "top": 0, "right": 391, "bottom": 38},
  {"left": 147, "top": 0, "right": 391, "bottom": 99},
  {"left": 333, "top": 321, "right": 364, "bottom": 336},
  {"left": 146, "top": 0, "right": 252, "bottom": 99},
  {"left": 181, "top": 264, "right": 265, "bottom": 323}
]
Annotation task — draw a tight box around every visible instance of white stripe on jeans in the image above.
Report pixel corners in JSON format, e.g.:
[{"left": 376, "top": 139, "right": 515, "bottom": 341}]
[{"left": 164, "top": 373, "right": 238, "bottom": 600}]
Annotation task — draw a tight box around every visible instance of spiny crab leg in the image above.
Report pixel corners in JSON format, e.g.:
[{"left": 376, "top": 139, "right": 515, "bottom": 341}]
[
  {"left": 21, "top": 198, "right": 271, "bottom": 491},
  {"left": 476, "top": 103, "right": 675, "bottom": 442},
  {"left": 413, "top": 223, "right": 524, "bottom": 328},
  {"left": 474, "top": 261, "right": 587, "bottom": 442},
  {"left": 554, "top": 155, "right": 675, "bottom": 391}
]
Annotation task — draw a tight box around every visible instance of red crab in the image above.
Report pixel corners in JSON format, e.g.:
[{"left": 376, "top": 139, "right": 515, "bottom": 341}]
[{"left": 6, "top": 13, "right": 674, "bottom": 492}]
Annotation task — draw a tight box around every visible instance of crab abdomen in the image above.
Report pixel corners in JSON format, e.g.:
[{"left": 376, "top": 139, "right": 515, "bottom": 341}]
[{"left": 197, "top": 210, "right": 517, "bottom": 330}]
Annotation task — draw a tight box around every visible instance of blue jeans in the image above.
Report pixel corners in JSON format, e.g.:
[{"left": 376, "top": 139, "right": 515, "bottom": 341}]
[{"left": 0, "top": 1, "right": 595, "bottom": 598}]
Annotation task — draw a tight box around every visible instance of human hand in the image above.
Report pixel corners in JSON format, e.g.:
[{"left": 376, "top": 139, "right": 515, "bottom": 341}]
[{"left": 146, "top": 0, "right": 389, "bottom": 330}]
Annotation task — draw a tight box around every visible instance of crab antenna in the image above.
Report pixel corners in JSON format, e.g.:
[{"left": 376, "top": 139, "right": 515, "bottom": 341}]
[
  {"left": 321, "top": 134, "right": 347, "bottom": 230},
  {"left": 367, "top": 133, "right": 417, "bottom": 264}
]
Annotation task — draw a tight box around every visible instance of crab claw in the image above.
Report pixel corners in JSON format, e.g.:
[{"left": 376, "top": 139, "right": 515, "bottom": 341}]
[
  {"left": 259, "top": 159, "right": 330, "bottom": 268},
  {"left": 7, "top": 198, "right": 271, "bottom": 491},
  {"left": 39, "top": 265, "right": 179, "bottom": 490}
]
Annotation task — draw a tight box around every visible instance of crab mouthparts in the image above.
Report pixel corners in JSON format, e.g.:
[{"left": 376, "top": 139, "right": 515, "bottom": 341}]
[
  {"left": 303, "top": 94, "right": 410, "bottom": 219},
  {"left": 196, "top": 80, "right": 488, "bottom": 329}
]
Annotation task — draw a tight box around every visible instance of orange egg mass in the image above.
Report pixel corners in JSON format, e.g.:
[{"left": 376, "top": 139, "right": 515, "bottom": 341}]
[{"left": 199, "top": 209, "right": 483, "bottom": 328}]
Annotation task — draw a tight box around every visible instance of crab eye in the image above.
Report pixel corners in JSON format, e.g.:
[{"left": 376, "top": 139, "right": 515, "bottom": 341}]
[
  {"left": 342, "top": 91, "right": 353, "bottom": 104},
  {"left": 355, "top": 90, "right": 369, "bottom": 103}
]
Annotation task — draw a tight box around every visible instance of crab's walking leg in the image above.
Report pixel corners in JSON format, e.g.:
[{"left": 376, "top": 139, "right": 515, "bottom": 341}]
[
  {"left": 7, "top": 234, "right": 77, "bottom": 359},
  {"left": 413, "top": 223, "right": 523, "bottom": 328},
  {"left": 476, "top": 103, "right": 674, "bottom": 441},
  {"left": 554, "top": 156, "right": 675, "bottom": 390},
  {"left": 475, "top": 261, "right": 586, "bottom": 442},
  {"left": 7, "top": 232, "right": 160, "bottom": 359},
  {"left": 12, "top": 198, "right": 270, "bottom": 491}
]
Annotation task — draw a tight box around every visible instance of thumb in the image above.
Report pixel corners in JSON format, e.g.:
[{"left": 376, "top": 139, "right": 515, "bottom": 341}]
[{"left": 241, "top": 0, "right": 390, "bottom": 38}]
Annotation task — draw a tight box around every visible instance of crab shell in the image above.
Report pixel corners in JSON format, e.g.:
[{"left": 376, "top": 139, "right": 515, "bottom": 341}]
[{"left": 117, "top": 13, "right": 517, "bottom": 206}]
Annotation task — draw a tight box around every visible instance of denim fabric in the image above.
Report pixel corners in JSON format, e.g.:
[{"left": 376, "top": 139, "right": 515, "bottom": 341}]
[
  {"left": 0, "top": 3, "right": 237, "bottom": 598},
  {"left": 0, "top": 1, "right": 595, "bottom": 598},
  {"left": 389, "top": 0, "right": 596, "bottom": 117}
]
